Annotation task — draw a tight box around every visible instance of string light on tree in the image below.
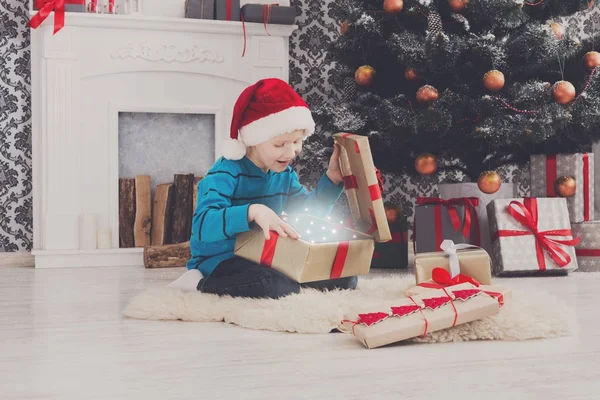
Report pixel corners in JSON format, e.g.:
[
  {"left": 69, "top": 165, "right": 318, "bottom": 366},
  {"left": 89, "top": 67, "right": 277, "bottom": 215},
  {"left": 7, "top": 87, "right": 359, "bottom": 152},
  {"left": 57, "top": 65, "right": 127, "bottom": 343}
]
[
  {"left": 416, "top": 85, "right": 439, "bottom": 105},
  {"left": 355, "top": 65, "right": 376, "bottom": 87},
  {"left": 553, "top": 81, "right": 576, "bottom": 104},
  {"left": 483, "top": 70, "right": 505, "bottom": 92},
  {"left": 414, "top": 153, "right": 438, "bottom": 175},
  {"left": 383, "top": 0, "right": 403, "bottom": 14},
  {"left": 477, "top": 171, "right": 502, "bottom": 194},
  {"left": 584, "top": 51, "right": 600, "bottom": 70},
  {"left": 554, "top": 176, "right": 577, "bottom": 197}
]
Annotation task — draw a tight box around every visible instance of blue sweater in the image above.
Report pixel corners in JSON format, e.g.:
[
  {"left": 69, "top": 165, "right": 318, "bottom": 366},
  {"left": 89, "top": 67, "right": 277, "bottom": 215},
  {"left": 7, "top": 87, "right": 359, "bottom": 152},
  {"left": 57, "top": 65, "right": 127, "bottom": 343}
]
[{"left": 187, "top": 156, "right": 345, "bottom": 276}]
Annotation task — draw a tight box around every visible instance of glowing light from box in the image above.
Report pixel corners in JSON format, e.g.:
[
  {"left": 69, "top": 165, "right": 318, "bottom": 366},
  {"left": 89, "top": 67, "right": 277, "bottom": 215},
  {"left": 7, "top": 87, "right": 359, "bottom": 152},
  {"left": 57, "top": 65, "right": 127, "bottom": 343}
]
[
  {"left": 305, "top": 208, "right": 309, "bottom": 212},
  {"left": 310, "top": 221, "right": 314, "bottom": 225},
  {"left": 306, "top": 230, "right": 311, "bottom": 234},
  {"left": 353, "top": 235, "right": 357, "bottom": 238},
  {"left": 332, "top": 229, "right": 337, "bottom": 234},
  {"left": 322, "top": 237, "right": 327, "bottom": 241},
  {"left": 321, "top": 226, "right": 326, "bottom": 230}
]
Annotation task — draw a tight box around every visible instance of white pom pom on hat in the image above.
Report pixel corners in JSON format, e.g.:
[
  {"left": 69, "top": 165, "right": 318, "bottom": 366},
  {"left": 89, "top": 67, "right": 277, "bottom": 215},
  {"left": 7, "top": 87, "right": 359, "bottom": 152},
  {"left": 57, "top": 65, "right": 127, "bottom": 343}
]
[{"left": 223, "top": 78, "right": 316, "bottom": 160}]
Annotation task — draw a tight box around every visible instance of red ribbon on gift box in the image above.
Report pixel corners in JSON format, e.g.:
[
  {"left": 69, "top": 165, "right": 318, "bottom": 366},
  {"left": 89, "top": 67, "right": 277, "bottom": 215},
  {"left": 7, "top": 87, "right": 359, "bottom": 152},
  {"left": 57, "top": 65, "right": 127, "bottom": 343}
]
[
  {"left": 575, "top": 249, "right": 600, "bottom": 257},
  {"left": 29, "top": 0, "right": 85, "bottom": 34},
  {"left": 259, "top": 231, "right": 351, "bottom": 279},
  {"left": 414, "top": 197, "right": 481, "bottom": 253},
  {"left": 241, "top": 3, "right": 280, "bottom": 57},
  {"left": 544, "top": 154, "right": 591, "bottom": 221},
  {"left": 491, "top": 198, "right": 580, "bottom": 271}
]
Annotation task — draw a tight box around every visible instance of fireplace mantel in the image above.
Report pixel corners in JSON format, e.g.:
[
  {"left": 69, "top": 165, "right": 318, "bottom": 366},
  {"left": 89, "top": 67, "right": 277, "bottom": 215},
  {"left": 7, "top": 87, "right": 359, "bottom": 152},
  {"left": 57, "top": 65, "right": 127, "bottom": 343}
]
[{"left": 31, "top": 12, "right": 297, "bottom": 268}]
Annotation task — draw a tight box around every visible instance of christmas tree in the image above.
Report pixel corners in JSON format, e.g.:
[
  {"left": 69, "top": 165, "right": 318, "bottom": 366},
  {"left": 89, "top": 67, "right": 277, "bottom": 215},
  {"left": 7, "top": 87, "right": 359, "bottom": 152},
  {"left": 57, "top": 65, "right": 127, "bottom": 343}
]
[{"left": 313, "top": 0, "right": 600, "bottom": 184}]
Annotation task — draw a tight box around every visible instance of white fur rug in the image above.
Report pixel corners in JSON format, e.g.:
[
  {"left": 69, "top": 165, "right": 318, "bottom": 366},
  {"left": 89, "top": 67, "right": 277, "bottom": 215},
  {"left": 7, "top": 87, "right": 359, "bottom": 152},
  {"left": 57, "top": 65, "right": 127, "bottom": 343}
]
[{"left": 123, "top": 275, "right": 576, "bottom": 343}]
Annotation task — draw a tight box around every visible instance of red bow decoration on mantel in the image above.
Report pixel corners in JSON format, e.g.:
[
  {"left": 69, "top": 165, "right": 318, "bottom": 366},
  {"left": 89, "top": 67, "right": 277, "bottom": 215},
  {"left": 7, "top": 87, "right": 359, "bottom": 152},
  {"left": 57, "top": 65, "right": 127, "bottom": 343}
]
[
  {"left": 29, "top": 0, "right": 84, "bottom": 34},
  {"left": 491, "top": 198, "right": 580, "bottom": 270}
]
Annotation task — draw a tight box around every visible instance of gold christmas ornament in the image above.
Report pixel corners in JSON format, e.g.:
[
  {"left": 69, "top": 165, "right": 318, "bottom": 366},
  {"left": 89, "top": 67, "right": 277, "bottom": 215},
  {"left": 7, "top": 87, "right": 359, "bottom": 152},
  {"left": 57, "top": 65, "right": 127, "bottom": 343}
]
[
  {"left": 583, "top": 51, "right": 600, "bottom": 70},
  {"left": 483, "top": 70, "right": 505, "bottom": 92},
  {"left": 554, "top": 176, "right": 577, "bottom": 197},
  {"left": 448, "top": 0, "right": 469, "bottom": 12},
  {"left": 414, "top": 153, "right": 438, "bottom": 175},
  {"left": 477, "top": 171, "right": 502, "bottom": 194},
  {"left": 383, "top": 0, "right": 404, "bottom": 14},
  {"left": 552, "top": 81, "right": 576, "bottom": 104},
  {"left": 355, "top": 65, "right": 376, "bottom": 87},
  {"left": 416, "top": 85, "right": 439, "bottom": 105}
]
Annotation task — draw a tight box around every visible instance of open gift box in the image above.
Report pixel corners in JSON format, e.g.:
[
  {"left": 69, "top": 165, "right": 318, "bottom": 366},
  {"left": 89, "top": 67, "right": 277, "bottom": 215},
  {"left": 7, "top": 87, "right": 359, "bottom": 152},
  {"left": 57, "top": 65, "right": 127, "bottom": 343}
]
[{"left": 234, "top": 133, "right": 391, "bottom": 283}]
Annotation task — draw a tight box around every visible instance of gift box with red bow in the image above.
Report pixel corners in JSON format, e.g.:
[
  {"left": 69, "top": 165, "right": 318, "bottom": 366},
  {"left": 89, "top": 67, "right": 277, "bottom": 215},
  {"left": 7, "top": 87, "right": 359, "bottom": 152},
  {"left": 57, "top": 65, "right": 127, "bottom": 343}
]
[
  {"left": 215, "top": 0, "right": 241, "bottom": 21},
  {"left": 240, "top": 3, "right": 295, "bottom": 24},
  {"left": 414, "top": 196, "right": 480, "bottom": 253},
  {"left": 234, "top": 133, "right": 391, "bottom": 283},
  {"left": 530, "top": 153, "right": 594, "bottom": 223},
  {"left": 487, "top": 198, "right": 580, "bottom": 275},
  {"left": 340, "top": 282, "right": 501, "bottom": 349},
  {"left": 404, "top": 267, "right": 511, "bottom": 307},
  {"left": 570, "top": 221, "right": 600, "bottom": 272},
  {"left": 29, "top": 0, "right": 86, "bottom": 35},
  {"left": 414, "top": 239, "right": 492, "bottom": 285}
]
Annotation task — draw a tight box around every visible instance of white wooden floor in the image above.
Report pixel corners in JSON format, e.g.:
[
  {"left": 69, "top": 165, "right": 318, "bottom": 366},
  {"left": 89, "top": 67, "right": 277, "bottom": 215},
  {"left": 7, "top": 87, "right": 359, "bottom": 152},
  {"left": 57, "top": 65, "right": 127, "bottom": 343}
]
[{"left": 1, "top": 265, "right": 599, "bottom": 400}]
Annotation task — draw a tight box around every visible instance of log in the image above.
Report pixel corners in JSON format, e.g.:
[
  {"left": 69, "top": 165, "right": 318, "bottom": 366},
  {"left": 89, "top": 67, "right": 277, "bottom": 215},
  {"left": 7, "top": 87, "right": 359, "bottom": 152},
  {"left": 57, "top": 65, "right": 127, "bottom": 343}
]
[
  {"left": 151, "top": 183, "right": 173, "bottom": 246},
  {"left": 144, "top": 241, "right": 191, "bottom": 268},
  {"left": 171, "top": 173, "right": 194, "bottom": 243},
  {"left": 119, "top": 178, "right": 136, "bottom": 248},
  {"left": 192, "top": 176, "right": 203, "bottom": 210},
  {"left": 134, "top": 175, "right": 152, "bottom": 247}
]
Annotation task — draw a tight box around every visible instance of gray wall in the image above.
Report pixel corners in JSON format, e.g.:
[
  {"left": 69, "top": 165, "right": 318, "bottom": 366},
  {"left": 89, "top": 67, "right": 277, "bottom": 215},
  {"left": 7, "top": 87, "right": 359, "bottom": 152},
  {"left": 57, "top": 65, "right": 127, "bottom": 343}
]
[{"left": 1, "top": 0, "right": 598, "bottom": 252}]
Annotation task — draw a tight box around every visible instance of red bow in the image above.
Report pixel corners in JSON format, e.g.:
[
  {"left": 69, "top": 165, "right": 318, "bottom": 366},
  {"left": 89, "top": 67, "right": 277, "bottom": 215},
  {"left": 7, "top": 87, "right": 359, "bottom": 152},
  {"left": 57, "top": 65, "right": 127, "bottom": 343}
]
[
  {"left": 416, "top": 197, "right": 480, "bottom": 246},
  {"left": 29, "top": 0, "right": 83, "bottom": 34},
  {"left": 492, "top": 198, "right": 580, "bottom": 270}
]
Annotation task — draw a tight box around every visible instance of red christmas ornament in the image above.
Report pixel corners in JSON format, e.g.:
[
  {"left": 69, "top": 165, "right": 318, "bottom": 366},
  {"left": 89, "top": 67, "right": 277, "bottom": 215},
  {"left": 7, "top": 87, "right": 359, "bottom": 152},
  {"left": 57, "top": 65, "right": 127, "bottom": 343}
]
[
  {"left": 414, "top": 153, "right": 438, "bottom": 175},
  {"left": 448, "top": 0, "right": 469, "bottom": 12},
  {"left": 383, "top": 0, "right": 404, "bottom": 14},
  {"left": 355, "top": 65, "right": 376, "bottom": 87},
  {"left": 477, "top": 171, "right": 501, "bottom": 194},
  {"left": 483, "top": 70, "right": 505, "bottom": 92},
  {"left": 404, "top": 67, "right": 419, "bottom": 82},
  {"left": 416, "top": 85, "right": 439, "bottom": 105},
  {"left": 552, "top": 81, "right": 576, "bottom": 104},
  {"left": 584, "top": 51, "right": 600, "bottom": 70}
]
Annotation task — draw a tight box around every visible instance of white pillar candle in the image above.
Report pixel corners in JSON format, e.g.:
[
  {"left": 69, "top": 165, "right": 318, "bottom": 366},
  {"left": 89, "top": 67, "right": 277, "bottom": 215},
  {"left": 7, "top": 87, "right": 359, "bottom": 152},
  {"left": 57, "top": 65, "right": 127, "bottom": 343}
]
[
  {"left": 97, "top": 229, "right": 112, "bottom": 249},
  {"left": 79, "top": 214, "right": 97, "bottom": 250}
]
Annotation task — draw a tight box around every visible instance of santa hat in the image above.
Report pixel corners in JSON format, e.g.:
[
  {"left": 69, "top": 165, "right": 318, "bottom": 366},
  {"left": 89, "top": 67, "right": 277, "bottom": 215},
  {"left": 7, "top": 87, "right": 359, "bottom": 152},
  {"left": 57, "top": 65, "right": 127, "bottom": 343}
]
[{"left": 222, "top": 78, "right": 316, "bottom": 160}]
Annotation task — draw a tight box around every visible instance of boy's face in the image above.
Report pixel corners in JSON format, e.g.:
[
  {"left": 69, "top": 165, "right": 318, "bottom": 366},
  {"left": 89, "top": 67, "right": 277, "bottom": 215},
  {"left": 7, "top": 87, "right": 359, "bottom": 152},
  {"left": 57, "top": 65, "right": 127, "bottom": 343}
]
[{"left": 250, "top": 129, "right": 304, "bottom": 173}]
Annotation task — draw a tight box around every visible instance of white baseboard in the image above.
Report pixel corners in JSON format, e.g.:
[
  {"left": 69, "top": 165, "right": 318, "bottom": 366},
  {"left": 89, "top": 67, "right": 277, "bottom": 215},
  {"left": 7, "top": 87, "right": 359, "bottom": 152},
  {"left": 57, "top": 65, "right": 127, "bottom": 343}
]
[
  {"left": 0, "top": 251, "right": 35, "bottom": 268},
  {"left": 31, "top": 248, "right": 144, "bottom": 268}
]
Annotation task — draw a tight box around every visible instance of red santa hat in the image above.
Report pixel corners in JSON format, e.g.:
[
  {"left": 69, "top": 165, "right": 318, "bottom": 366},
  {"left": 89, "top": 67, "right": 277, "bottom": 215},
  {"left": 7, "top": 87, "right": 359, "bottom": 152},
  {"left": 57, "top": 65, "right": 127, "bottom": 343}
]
[{"left": 222, "top": 78, "right": 315, "bottom": 160}]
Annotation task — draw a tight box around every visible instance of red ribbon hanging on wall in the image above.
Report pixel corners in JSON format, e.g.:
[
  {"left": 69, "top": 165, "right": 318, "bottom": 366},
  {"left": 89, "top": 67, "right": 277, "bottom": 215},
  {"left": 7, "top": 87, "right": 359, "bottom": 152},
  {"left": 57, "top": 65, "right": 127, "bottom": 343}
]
[{"left": 491, "top": 198, "right": 580, "bottom": 270}]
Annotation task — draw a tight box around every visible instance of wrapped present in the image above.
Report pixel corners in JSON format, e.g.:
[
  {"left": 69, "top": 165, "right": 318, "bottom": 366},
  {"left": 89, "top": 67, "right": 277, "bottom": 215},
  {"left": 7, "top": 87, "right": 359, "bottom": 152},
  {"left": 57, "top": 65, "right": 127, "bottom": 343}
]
[
  {"left": 370, "top": 204, "right": 408, "bottom": 269},
  {"left": 404, "top": 267, "right": 511, "bottom": 307},
  {"left": 414, "top": 197, "right": 480, "bottom": 253},
  {"left": 185, "top": 0, "right": 215, "bottom": 19},
  {"left": 215, "top": 0, "right": 241, "bottom": 21},
  {"left": 414, "top": 239, "right": 492, "bottom": 285},
  {"left": 342, "top": 282, "right": 501, "bottom": 349},
  {"left": 241, "top": 4, "right": 296, "bottom": 24},
  {"left": 487, "top": 198, "right": 580, "bottom": 275},
  {"left": 571, "top": 221, "right": 600, "bottom": 272},
  {"left": 234, "top": 133, "right": 391, "bottom": 283},
  {"left": 530, "top": 153, "right": 594, "bottom": 223},
  {"left": 29, "top": 0, "right": 86, "bottom": 34}
]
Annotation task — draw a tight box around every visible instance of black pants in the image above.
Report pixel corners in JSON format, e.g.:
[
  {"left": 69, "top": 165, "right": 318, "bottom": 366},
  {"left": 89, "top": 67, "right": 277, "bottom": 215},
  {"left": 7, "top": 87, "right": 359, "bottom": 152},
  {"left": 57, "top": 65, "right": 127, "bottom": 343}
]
[{"left": 197, "top": 256, "right": 358, "bottom": 299}]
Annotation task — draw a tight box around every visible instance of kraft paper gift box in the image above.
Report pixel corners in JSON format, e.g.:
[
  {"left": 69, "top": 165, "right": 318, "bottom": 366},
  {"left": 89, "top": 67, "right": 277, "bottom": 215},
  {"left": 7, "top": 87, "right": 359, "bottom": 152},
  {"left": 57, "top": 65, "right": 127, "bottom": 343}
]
[
  {"left": 530, "top": 153, "right": 594, "bottom": 223},
  {"left": 487, "top": 197, "right": 580, "bottom": 275},
  {"left": 404, "top": 267, "right": 511, "bottom": 307},
  {"left": 571, "top": 221, "right": 600, "bottom": 272},
  {"left": 414, "top": 197, "right": 480, "bottom": 253},
  {"left": 234, "top": 133, "right": 391, "bottom": 283},
  {"left": 414, "top": 240, "right": 492, "bottom": 285},
  {"left": 185, "top": 0, "right": 215, "bottom": 19},
  {"left": 342, "top": 282, "right": 501, "bottom": 349},
  {"left": 240, "top": 4, "right": 296, "bottom": 24},
  {"left": 215, "top": 0, "right": 241, "bottom": 21}
]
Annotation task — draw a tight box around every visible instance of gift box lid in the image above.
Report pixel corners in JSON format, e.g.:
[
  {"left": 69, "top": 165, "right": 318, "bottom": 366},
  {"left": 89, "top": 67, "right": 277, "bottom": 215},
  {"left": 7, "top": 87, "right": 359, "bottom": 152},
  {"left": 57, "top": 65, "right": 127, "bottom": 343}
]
[{"left": 333, "top": 133, "right": 391, "bottom": 242}]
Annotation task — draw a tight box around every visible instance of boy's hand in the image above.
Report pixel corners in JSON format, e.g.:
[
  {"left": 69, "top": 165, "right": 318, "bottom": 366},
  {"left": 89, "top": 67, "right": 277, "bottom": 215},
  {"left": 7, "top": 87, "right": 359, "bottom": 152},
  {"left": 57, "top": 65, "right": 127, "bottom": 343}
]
[
  {"left": 326, "top": 142, "right": 343, "bottom": 185},
  {"left": 248, "top": 204, "right": 300, "bottom": 240}
]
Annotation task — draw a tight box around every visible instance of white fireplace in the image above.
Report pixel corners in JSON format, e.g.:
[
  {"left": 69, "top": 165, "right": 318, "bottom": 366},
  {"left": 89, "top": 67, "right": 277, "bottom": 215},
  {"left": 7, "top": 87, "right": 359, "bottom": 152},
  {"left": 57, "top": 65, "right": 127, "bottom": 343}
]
[{"left": 30, "top": 11, "right": 296, "bottom": 268}]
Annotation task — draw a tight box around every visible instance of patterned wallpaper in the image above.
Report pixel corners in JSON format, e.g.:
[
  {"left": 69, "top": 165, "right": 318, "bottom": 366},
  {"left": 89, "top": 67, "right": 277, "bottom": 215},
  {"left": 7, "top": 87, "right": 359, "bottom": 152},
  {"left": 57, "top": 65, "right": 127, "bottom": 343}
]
[{"left": 0, "top": 1, "right": 598, "bottom": 252}]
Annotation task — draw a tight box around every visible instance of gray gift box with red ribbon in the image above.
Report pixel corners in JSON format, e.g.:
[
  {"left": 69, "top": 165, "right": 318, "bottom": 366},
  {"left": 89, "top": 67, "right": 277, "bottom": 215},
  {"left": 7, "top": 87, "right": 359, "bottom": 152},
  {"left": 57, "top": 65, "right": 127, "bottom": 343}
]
[
  {"left": 234, "top": 133, "right": 391, "bottom": 283},
  {"left": 530, "top": 153, "right": 594, "bottom": 223},
  {"left": 487, "top": 197, "right": 579, "bottom": 276},
  {"left": 185, "top": 0, "right": 215, "bottom": 19},
  {"left": 34, "top": 0, "right": 85, "bottom": 12},
  {"left": 570, "top": 221, "right": 600, "bottom": 272},
  {"left": 215, "top": 0, "right": 241, "bottom": 21},
  {"left": 240, "top": 4, "right": 295, "bottom": 24},
  {"left": 414, "top": 198, "right": 480, "bottom": 254}
]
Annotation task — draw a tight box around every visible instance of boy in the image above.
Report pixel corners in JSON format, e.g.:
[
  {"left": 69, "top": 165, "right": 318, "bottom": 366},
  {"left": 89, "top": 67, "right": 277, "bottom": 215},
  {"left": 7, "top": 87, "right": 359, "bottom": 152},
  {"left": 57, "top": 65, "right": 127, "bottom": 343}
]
[{"left": 167, "top": 78, "right": 357, "bottom": 298}]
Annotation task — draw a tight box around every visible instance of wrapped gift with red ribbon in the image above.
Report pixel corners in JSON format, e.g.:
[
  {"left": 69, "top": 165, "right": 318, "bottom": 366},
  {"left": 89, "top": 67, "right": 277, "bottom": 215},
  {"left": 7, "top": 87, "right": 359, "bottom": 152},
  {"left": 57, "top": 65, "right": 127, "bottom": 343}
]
[
  {"left": 487, "top": 197, "right": 580, "bottom": 275},
  {"left": 234, "top": 133, "right": 391, "bottom": 283},
  {"left": 404, "top": 267, "right": 511, "bottom": 307},
  {"left": 339, "top": 282, "right": 501, "bottom": 349},
  {"left": 530, "top": 153, "right": 594, "bottom": 223},
  {"left": 29, "top": 0, "right": 86, "bottom": 35},
  {"left": 215, "top": 0, "right": 241, "bottom": 21},
  {"left": 414, "top": 196, "right": 480, "bottom": 253},
  {"left": 571, "top": 221, "right": 600, "bottom": 272}
]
